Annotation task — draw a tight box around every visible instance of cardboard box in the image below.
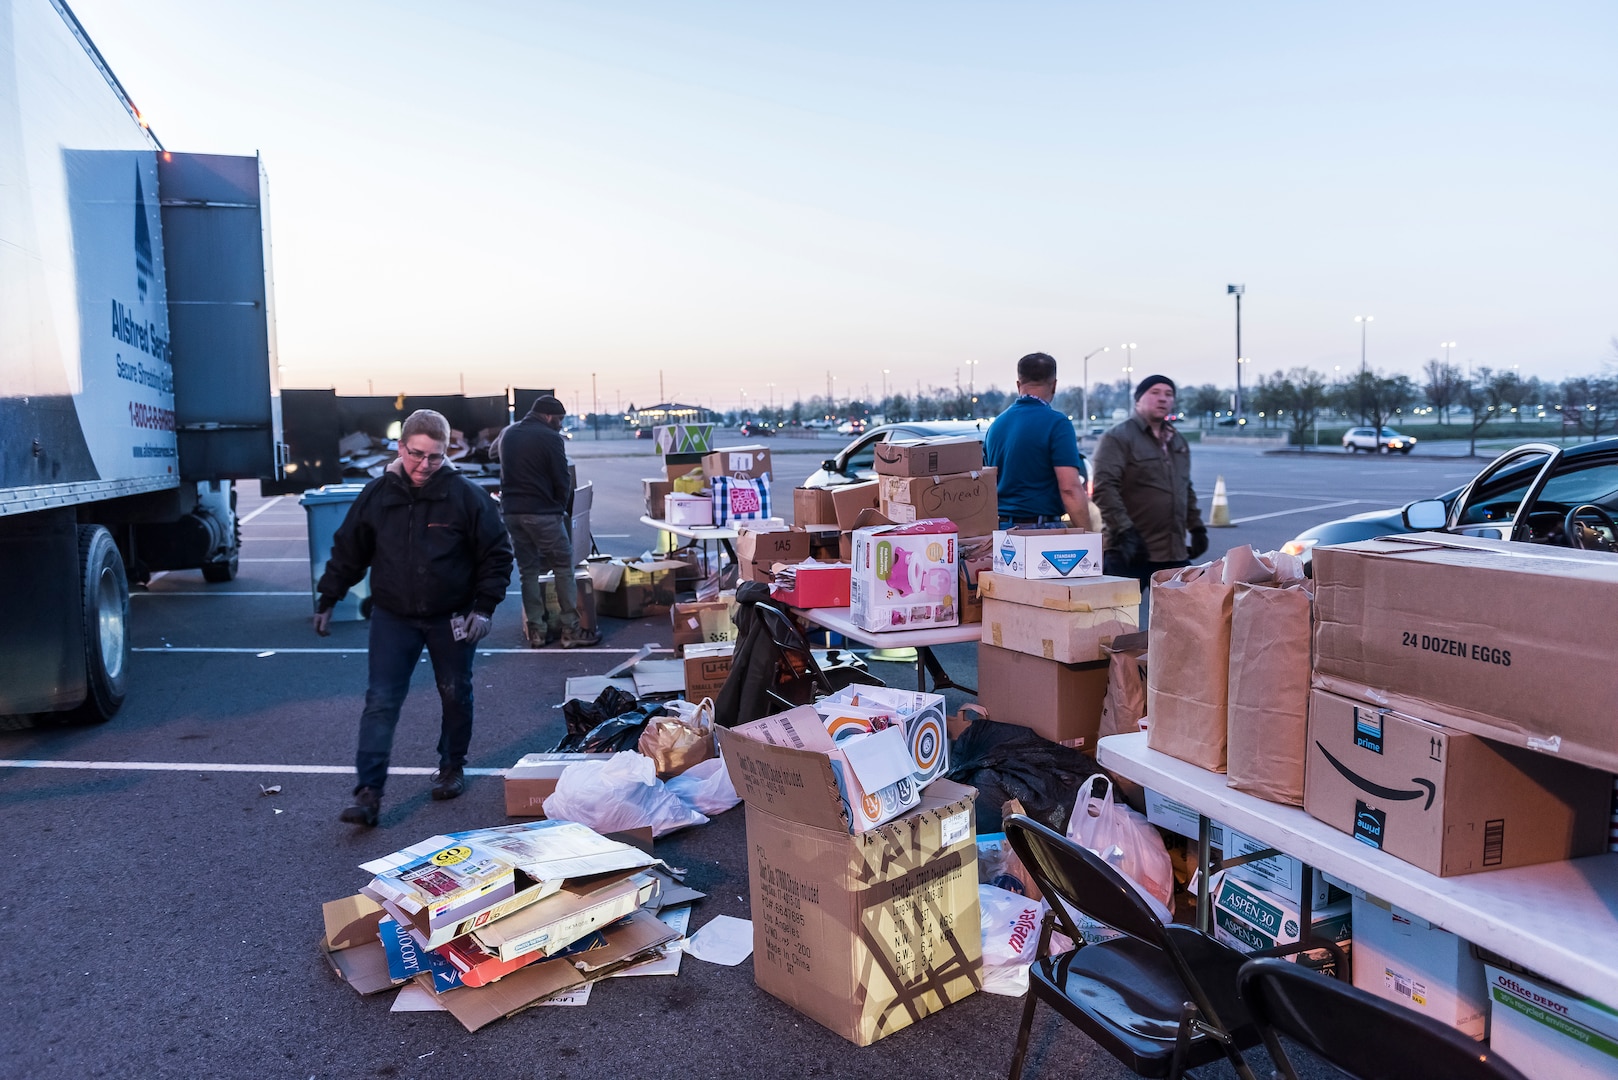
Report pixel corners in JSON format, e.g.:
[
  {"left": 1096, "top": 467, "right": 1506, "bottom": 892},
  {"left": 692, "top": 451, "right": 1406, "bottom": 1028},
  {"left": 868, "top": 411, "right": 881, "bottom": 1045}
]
[
  {"left": 828, "top": 481, "right": 879, "bottom": 531},
  {"left": 1144, "top": 789, "right": 1225, "bottom": 845},
  {"left": 1351, "top": 892, "right": 1487, "bottom": 1039},
  {"left": 1304, "top": 689, "right": 1611, "bottom": 876},
  {"left": 664, "top": 493, "right": 713, "bottom": 526},
  {"left": 378, "top": 915, "right": 461, "bottom": 992},
  {"left": 663, "top": 451, "right": 705, "bottom": 483},
  {"left": 1312, "top": 533, "right": 1618, "bottom": 773},
  {"left": 770, "top": 561, "right": 852, "bottom": 609},
  {"left": 683, "top": 642, "right": 734, "bottom": 700},
  {"left": 530, "top": 569, "right": 596, "bottom": 636},
  {"left": 735, "top": 525, "right": 811, "bottom": 582},
  {"left": 977, "top": 643, "right": 1108, "bottom": 746},
  {"left": 321, "top": 893, "right": 396, "bottom": 995},
  {"left": 807, "top": 524, "right": 840, "bottom": 559},
  {"left": 819, "top": 685, "right": 952, "bottom": 788},
  {"left": 794, "top": 486, "right": 838, "bottom": 527},
  {"left": 654, "top": 423, "right": 714, "bottom": 454},
  {"left": 1217, "top": 829, "right": 1346, "bottom": 912},
  {"left": 958, "top": 534, "right": 995, "bottom": 625},
  {"left": 992, "top": 527, "right": 1104, "bottom": 579},
  {"left": 978, "top": 571, "right": 1141, "bottom": 613},
  {"left": 878, "top": 468, "right": 999, "bottom": 538},
  {"left": 702, "top": 444, "right": 773, "bottom": 481},
  {"left": 980, "top": 593, "right": 1139, "bottom": 665},
  {"left": 872, "top": 435, "right": 984, "bottom": 477},
  {"left": 850, "top": 521, "right": 959, "bottom": 632},
  {"left": 1211, "top": 873, "right": 1352, "bottom": 978},
  {"left": 642, "top": 477, "right": 672, "bottom": 519},
  {"left": 1485, "top": 963, "right": 1618, "bottom": 1079},
  {"left": 714, "top": 719, "right": 982, "bottom": 1046},
  {"left": 711, "top": 475, "right": 772, "bottom": 526},
  {"left": 468, "top": 871, "right": 658, "bottom": 964},
  {"left": 505, "top": 752, "right": 617, "bottom": 817},
  {"left": 670, "top": 597, "right": 737, "bottom": 654},
  {"left": 592, "top": 559, "right": 682, "bottom": 619}
]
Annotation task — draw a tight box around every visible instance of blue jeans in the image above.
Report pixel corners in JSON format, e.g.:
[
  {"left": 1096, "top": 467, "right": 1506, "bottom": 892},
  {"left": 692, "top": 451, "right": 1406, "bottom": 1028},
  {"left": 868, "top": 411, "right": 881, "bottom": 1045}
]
[
  {"left": 355, "top": 605, "right": 476, "bottom": 793},
  {"left": 997, "top": 516, "right": 1067, "bottom": 530}
]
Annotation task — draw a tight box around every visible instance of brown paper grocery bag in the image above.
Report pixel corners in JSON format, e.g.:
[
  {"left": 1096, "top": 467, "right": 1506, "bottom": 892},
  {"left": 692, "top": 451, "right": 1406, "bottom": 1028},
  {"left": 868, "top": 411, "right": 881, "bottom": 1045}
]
[
  {"left": 1146, "top": 561, "right": 1234, "bottom": 771},
  {"left": 1098, "top": 631, "right": 1150, "bottom": 741},
  {"left": 1226, "top": 580, "right": 1314, "bottom": 805}
]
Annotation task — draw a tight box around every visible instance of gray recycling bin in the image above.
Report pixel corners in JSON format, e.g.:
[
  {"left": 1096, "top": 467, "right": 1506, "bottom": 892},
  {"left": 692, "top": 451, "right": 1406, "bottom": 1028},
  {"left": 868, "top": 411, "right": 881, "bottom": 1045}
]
[{"left": 300, "top": 483, "right": 372, "bottom": 620}]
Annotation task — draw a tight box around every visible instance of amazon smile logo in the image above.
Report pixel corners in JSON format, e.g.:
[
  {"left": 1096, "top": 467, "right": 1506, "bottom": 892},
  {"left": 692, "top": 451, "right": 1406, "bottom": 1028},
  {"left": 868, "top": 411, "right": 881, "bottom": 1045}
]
[{"left": 1315, "top": 742, "right": 1436, "bottom": 811}]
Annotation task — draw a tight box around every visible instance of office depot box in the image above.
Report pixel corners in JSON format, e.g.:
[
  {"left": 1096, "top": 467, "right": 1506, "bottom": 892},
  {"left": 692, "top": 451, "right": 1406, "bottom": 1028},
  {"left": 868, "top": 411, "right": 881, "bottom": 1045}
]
[
  {"left": 702, "top": 444, "right": 772, "bottom": 481},
  {"left": 970, "top": 579, "right": 1139, "bottom": 663},
  {"left": 715, "top": 723, "right": 982, "bottom": 1046},
  {"left": 850, "top": 520, "right": 959, "bottom": 632},
  {"left": 653, "top": 423, "right": 713, "bottom": 455},
  {"left": 1485, "top": 963, "right": 1618, "bottom": 1079},
  {"left": 642, "top": 477, "right": 672, "bottom": 519},
  {"left": 992, "top": 528, "right": 1103, "bottom": 579},
  {"left": 977, "top": 643, "right": 1108, "bottom": 747},
  {"left": 1211, "top": 873, "right": 1352, "bottom": 978},
  {"left": 770, "top": 561, "right": 852, "bottom": 609},
  {"left": 873, "top": 435, "right": 984, "bottom": 477},
  {"left": 794, "top": 486, "right": 837, "bottom": 527},
  {"left": 735, "top": 525, "right": 811, "bottom": 582},
  {"left": 1304, "top": 690, "right": 1611, "bottom": 876},
  {"left": 879, "top": 468, "right": 999, "bottom": 539},
  {"left": 1312, "top": 534, "right": 1618, "bottom": 773},
  {"left": 1352, "top": 893, "right": 1487, "bottom": 1039},
  {"left": 670, "top": 598, "right": 737, "bottom": 654},
  {"left": 505, "top": 752, "right": 617, "bottom": 817},
  {"left": 830, "top": 480, "right": 880, "bottom": 530},
  {"left": 711, "top": 475, "right": 772, "bottom": 526},
  {"left": 683, "top": 642, "right": 734, "bottom": 700},
  {"left": 664, "top": 493, "right": 713, "bottom": 526}
]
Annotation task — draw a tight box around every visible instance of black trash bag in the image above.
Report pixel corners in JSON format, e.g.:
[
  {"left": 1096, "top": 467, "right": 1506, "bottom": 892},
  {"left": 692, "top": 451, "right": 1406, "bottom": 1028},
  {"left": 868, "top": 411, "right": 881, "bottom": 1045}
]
[
  {"left": 944, "top": 714, "right": 1104, "bottom": 834},
  {"left": 561, "top": 686, "right": 640, "bottom": 742},
  {"left": 567, "top": 706, "right": 661, "bottom": 753}
]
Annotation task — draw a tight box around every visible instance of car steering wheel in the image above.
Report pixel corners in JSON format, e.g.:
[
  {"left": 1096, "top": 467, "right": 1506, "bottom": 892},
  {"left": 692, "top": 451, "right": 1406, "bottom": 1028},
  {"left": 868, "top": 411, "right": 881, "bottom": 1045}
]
[{"left": 1563, "top": 504, "right": 1618, "bottom": 551}]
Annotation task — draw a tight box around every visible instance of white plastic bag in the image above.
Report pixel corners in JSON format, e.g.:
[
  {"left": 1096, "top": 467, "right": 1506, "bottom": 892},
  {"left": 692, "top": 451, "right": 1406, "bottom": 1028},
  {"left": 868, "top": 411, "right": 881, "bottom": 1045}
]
[
  {"left": 542, "top": 751, "right": 709, "bottom": 837},
  {"left": 664, "top": 755, "right": 741, "bottom": 816},
  {"left": 979, "top": 884, "right": 1044, "bottom": 997},
  {"left": 1066, "top": 775, "right": 1176, "bottom": 914}
]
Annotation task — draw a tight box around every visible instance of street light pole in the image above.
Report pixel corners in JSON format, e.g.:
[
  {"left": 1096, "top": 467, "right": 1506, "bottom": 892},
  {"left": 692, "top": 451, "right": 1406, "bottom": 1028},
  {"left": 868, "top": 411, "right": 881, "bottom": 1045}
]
[
  {"left": 1355, "top": 315, "right": 1374, "bottom": 424},
  {"left": 966, "top": 360, "right": 979, "bottom": 418},
  {"left": 1228, "top": 285, "right": 1245, "bottom": 417},
  {"left": 1120, "top": 343, "right": 1137, "bottom": 390},
  {"left": 1080, "top": 346, "right": 1109, "bottom": 425}
]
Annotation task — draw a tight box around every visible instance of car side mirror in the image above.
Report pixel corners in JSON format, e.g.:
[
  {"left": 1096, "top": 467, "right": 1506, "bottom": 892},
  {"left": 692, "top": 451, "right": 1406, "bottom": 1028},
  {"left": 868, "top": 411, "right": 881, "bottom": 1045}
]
[
  {"left": 1403, "top": 499, "right": 1447, "bottom": 530},
  {"left": 822, "top": 459, "right": 838, "bottom": 473}
]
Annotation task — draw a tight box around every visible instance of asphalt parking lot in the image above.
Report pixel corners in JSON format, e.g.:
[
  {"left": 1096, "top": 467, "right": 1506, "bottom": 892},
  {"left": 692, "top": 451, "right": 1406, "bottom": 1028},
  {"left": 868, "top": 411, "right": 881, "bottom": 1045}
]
[{"left": 0, "top": 439, "right": 1470, "bottom": 1079}]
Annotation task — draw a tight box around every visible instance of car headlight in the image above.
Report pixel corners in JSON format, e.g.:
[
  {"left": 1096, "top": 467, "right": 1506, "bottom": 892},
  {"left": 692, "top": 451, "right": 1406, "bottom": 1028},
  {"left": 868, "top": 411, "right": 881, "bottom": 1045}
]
[{"left": 1281, "top": 538, "right": 1318, "bottom": 558}]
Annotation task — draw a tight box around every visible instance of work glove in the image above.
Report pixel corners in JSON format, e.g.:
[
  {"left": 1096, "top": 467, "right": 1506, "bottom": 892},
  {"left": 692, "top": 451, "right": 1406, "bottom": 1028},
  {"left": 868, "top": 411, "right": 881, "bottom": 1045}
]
[
  {"left": 1115, "top": 527, "right": 1148, "bottom": 569},
  {"left": 313, "top": 609, "right": 333, "bottom": 637},
  {"left": 1187, "top": 527, "right": 1210, "bottom": 561},
  {"left": 457, "top": 612, "right": 492, "bottom": 646}
]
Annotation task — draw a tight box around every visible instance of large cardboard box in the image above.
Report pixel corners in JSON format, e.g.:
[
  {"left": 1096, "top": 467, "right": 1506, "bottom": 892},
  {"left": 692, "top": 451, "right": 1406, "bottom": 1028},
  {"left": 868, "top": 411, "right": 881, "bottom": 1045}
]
[
  {"left": 992, "top": 527, "right": 1104, "bottom": 579},
  {"left": 850, "top": 521, "right": 959, "bottom": 632},
  {"left": 1304, "top": 689, "right": 1611, "bottom": 876},
  {"left": 977, "top": 643, "right": 1108, "bottom": 746},
  {"left": 532, "top": 569, "right": 597, "bottom": 636},
  {"left": 670, "top": 597, "right": 737, "bottom": 654},
  {"left": 1485, "top": 963, "right": 1618, "bottom": 1079},
  {"left": 794, "top": 486, "right": 837, "bottom": 527},
  {"left": 878, "top": 468, "right": 999, "bottom": 538},
  {"left": 980, "top": 596, "right": 1139, "bottom": 664},
  {"left": 1312, "top": 534, "right": 1618, "bottom": 773},
  {"left": 592, "top": 559, "right": 682, "bottom": 619},
  {"left": 1352, "top": 892, "right": 1487, "bottom": 1039},
  {"left": 702, "top": 444, "right": 772, "bottom": 481},
  {"left": 819, "top": 685, "right": 952, "bottom": 789},
  {"left": 505, "top": 752, "right": 617, "bottom": 817},
  {"left": 873, "top": 436, "right": 983, "bottom": 477},
  {"left": 1210, "top": 873, "right": 1352, "bottom": 978},
  {"left": 642, "top": 477, "right": 672, "bottom": 519},
  {"left": 979, "top": 571, "right": 1140, "bottom": 613},
  {"left": 830, "top": 480, "right": 880, "bottom": 530},
  {"left": 654, "top": 423, "right": 714, "bottom": 454},
  {"left": 958, "top": 534, "right": 994, "bottom": 625},
  {"left": 735, "top": 525, "right": 810, "bottom": 583},
  {"left": 683, "top": 642, "right": 734, "bottom": 700},
  {"left": 663, "top": 451, "right": 705, "bottom": 483},
  {"left": 1217, "top": 829, "right": 1345, "bottom": 912},
  {"left": 719, "top": 717, "right": 981, "bottom": 1045}
]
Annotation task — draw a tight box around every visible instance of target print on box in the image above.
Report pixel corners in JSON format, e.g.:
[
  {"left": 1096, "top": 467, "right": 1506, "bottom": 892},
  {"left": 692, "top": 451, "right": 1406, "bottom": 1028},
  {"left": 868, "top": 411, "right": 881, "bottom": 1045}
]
[
  {"left": 825, "top": 712, "right": 875, "bottom": 744},
  {"left": 904, "top": 706, "right": 948, "bottom": 785}
]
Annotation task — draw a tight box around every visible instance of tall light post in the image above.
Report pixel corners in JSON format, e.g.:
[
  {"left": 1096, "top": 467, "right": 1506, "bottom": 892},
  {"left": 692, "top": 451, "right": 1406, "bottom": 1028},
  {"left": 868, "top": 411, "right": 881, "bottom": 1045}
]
[
  {"left": 591, "top": 371, "right": 599, "bottom": 439},
  {"left": 1355, "top": 315, "right": 1374, "bottom": 424},
  {"left": 1081, "top": 346, "right": 1109, "bottom": 424},
  {"left": 1227, "top": 285, "right": 1246, "bottom": 417},
  {"left": 965, "top": 359, "right": 980, "bottom": 418},
  {"left": 1120, "top": 343, "right": 1137, "bottom": 390},
  {"left": 881, "top": 368, "right": 890, "bottom": 406}
]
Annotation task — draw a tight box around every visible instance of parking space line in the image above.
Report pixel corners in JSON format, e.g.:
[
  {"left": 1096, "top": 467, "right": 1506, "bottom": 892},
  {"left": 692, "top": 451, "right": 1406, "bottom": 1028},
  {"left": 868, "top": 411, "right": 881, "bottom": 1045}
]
[
  {"left": 136, "top": 589, "right": 531, "bottom": 596},
  {"left": 132, "top": 646, "right": 668, "bottom": 655},
  {"left": 240, "top": 557, "right": 308, "bottom": 562},
  {"left": 238, "top": 496, "right": 285, "bottom": 524},
  {"left": 0, "top": 759, "right": 504, "bottom": 776},
  {"left": 1229, "top": 499, "right": 1365, "bottom": 525}
]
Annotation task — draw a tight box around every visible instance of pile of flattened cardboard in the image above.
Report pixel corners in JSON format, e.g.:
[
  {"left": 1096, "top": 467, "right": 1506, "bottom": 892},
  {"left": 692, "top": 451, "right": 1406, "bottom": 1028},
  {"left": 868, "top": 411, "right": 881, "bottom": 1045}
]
[{"left": 321, "top": 819, "right": 703, "bottom": 1031}]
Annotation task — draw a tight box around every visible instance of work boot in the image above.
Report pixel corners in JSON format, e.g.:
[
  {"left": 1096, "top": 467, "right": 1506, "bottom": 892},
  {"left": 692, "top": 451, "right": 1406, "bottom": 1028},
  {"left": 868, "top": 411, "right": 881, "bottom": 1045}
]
[
  {"left": 340, "top": 786, "right": 381, "bottom": 827},
  {"left": 431, "top": 767, "right": 465, "bottom": 801},
  {"left": 559, "top": 628, "right": 602, "bottom": 649},
  {"left": 524, "top": 623, "right": 557, "bottom": 649}
]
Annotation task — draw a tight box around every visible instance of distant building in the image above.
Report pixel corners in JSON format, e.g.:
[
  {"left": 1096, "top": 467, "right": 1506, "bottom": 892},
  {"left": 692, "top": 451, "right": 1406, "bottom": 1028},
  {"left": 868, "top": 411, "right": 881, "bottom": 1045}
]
[{"left": 626, "top": 402, "right": 716, "bottom": 426}]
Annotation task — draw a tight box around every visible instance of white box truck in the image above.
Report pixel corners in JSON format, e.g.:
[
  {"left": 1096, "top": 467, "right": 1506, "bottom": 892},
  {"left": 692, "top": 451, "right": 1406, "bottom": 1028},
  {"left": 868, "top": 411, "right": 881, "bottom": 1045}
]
[{"left": 1, "top": 0, "right": 283, "bottom": 724}]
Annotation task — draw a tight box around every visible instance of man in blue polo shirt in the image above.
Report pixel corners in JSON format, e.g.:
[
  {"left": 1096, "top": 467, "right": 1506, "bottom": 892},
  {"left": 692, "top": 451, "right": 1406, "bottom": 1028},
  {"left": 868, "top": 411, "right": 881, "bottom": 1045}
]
[{"left": 984, "top": 352, "right": 1093, "bottom": 529}]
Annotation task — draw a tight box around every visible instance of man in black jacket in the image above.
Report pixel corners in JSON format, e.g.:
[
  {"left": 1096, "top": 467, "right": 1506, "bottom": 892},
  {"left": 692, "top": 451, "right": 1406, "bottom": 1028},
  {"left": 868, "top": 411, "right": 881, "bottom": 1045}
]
[
  {"left": 314, "top": 409, "right": 514, "bottom": 826},
  {"left": 498, "top": 395, "right": 600, "bottom": 648}
]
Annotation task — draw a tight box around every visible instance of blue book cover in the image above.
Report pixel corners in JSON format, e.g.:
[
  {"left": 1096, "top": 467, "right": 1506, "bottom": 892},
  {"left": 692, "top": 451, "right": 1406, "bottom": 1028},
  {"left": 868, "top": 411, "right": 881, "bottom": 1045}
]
[{"left": 377, "top": 917, "right": 462, "bottom": 992}]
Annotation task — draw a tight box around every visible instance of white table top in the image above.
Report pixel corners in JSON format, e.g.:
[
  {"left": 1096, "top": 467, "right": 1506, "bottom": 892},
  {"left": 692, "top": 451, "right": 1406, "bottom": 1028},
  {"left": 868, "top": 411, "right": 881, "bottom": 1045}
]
[
  {"left": 638, "top": 514, "right": 739, "bottom": 541},
  {"left": 1096, "top": 731, "right": 1618, "bottom": 1005},
  {"left": 795, "top": 604, "right": 983, "bottom": 649}
]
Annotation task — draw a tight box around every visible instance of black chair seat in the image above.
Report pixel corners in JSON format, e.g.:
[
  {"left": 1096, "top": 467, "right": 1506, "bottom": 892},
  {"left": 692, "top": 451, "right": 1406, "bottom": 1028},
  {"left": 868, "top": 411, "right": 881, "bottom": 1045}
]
[{"left": 1032, "top": 930, "right": 1258, "bottom": 1076}]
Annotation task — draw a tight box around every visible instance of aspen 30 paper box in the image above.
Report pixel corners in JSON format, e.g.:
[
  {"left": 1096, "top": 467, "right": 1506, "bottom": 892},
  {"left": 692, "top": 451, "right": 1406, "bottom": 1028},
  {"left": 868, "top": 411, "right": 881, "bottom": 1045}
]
[
  {"left": 992, "top": 528, "right": 1103, "bottom": 579},
  {"left": 1485, "top": 963, "right": 1618, "bottom": 1080},
  {"left": 849, "top": 519, "right": 958, "bottom": 632},
  {"left": 1210, "top": 872, "right": 1352, "bottom": 978}
]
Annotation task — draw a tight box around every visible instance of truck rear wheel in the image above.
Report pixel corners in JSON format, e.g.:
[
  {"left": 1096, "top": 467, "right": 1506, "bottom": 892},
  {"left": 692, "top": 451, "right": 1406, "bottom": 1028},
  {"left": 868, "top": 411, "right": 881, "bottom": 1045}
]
[{"left": 71, "top": 526, "right": 129, "bottom": 723}]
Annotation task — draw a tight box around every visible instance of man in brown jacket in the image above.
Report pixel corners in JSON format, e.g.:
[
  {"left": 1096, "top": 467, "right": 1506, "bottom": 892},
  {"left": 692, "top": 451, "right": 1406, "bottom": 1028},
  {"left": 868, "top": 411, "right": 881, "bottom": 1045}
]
[{"left": 1091, "top": 375, "right": 1208, "bottom": 587}]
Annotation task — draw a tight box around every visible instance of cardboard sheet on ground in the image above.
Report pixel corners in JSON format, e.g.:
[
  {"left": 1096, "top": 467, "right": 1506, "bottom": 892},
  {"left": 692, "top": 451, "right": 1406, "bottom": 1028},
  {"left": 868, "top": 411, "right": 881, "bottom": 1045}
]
[
  {"left": 629, "top": 659, "right": 687, "bottom": 696},
  {"left": 564, "top": 676, "right": 635, "bottom": 703},
  {"left": 612, "top": 905, "right": 693, "bottom": 977},
  {"left": 391, "top": 982, "right": 447, "bottom": 1012},
  {"left": 685, "top": 915, "right": 754, "bottom": 966}
]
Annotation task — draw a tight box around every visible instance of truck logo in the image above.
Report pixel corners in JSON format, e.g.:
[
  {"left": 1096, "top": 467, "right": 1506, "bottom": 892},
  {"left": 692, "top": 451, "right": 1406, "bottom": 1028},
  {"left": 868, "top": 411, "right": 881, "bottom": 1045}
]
[
  {"left": 134, "top": 166, "right": 154, "bottom": 301},
  {"left": 1315, "top": 742, "right": 1436, "bottom": 810}
]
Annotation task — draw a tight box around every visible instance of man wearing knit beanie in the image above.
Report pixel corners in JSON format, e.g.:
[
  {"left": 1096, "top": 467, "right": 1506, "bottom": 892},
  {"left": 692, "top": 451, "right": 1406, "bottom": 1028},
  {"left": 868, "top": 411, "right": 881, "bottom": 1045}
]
[{"left": 1091, "top": 374, "right": 1207, "bottom": 601}]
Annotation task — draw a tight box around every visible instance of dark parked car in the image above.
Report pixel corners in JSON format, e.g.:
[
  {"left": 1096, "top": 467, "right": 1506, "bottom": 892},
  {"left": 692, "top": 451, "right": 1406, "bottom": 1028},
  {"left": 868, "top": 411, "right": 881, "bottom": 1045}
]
[
  {"left": 737, "top": 421, "right": 775, "bottom": 437},
  {"left": 1284, "top": 438, "right": 1618, "bottom": 564},
  {"left": 802, "top": 419, "right": 1089, "bottom": 489}
]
